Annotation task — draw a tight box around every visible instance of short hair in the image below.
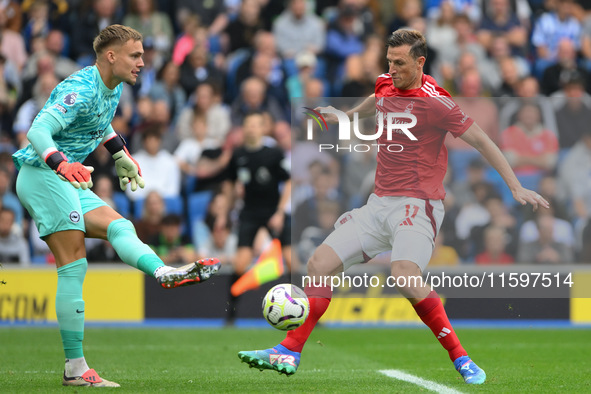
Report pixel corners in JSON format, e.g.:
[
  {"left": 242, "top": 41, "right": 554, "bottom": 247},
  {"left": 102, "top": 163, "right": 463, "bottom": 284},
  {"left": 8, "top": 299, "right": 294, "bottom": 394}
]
[
  {"left": 243, "top": 110, "right": 264, "bottom": 123},
  {"left": 93, "top": 25, "right": 143, "bottom": 56},
  {"left": 386, "top": 29, "right": 427, "bottom": 60}
]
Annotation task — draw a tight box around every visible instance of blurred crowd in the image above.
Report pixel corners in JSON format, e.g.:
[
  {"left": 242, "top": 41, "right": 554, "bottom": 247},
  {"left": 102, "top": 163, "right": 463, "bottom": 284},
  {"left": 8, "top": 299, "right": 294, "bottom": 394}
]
[{"left": 1, "top": 0, "right": 591, "bottom": 267}]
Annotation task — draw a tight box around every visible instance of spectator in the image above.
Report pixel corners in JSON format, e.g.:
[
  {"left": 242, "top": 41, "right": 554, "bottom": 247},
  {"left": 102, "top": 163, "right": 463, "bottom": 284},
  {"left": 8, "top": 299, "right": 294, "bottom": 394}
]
[
  {"left": 22, "top": 0, "right": 51, "bottom": 53},
  {"left": 123, "top": 0, "right": 174, "bottom": 66},
  {"left": 134, "top": 190, "right": 166, "bottom": 242},
  {"left": 149, "top": 214, "right": 198, "bottom": 265},
  {"left": 197, "top": 219, "right": 237, "bottom": 267},
  {"left": 475, "top": 226, "right": 515, "bottom": 264},
  {"left": 541, "top": 38, "right": 590, "bottom": 96},
  {"left": 477, "top": 0, "right": 528, "bottom": 56},
  {"left": 518, "top": 215, "right": 574, "bottom": 263},
  {"left": 179, "top": 44, "right": 224, "bottom": 97},
  {"left": 426, "top": 1, "right": 457, "bottom": 66},
  {"left": 286, "top": 51, "right": 318, "bottom": 99},
  {"left": 174, "top": 0, "right": 228, "bottom": 37},
  {"left": 324, "top": 4, "right": 365, "bottom": 93},
  {"left": 388, "top": 0, "right": 423, "bottom": 34},
  {"left": 223, "top": 0, "right": 263, "bottom": 54},
  {"left": 455, "top": 181, "right": 497, "bottom": 257},
  {"left": 0, "top": 208, "right": 29, "bottom": 265},
  {"left": 174, "top": 113, "right": 218, "bottom": 180},
  {"left": 175, "top": 82, "right": 230, "bottom": 145},
  {"left": 554, "top": 77, "right": 591, "bottom": 150},
  {"left": 71, "top": 0, "right": 122, "bottom": 66},
  {"left": 0, "top": 0, "right": 22, "bottom": 32},
  {"left": 469, "top": 195, "right": 519, "bottom": 259},
  {"left": 22, "top": 29, "right": 80, "bottom": 83},
  {"left": 293, "top": 167, "right": 341, "bottom": 243},
  {"left": 230, "top": 77, "right": 285, "bottom": 125},
  {"left": 0, "top": 165, "right": 23, "bottom": 228},
  {"left": 0, "top": 54, "right": 19, "bottom": 138},
  {"left": 126, "top": 127, "right": 181, "bottom": 201},
  {"left": 429, "top": 232, "right": 460, "bottom": 266},
  {"left": 531, "top": 0, "right": 581, "bottom": 77},
  {"left": 171, "top": 13, "right": 202, "bottom": 67},
  {"left": 148, "top": 60, "right": 187, "bottom": 127},
  {"left": 498, "top": 76, "right": 558, "bottom": 135},
  {"left": 446, "top": 69, "right": 499, "bottom": 151},
  {"left": 297, "top": 199, "right": 341, "bottom": 263},
  {"left": 501, "top": 103, "right": 559, "bottom": 177},
  {"left": 13, "top": 72, "right": 58, "bottom": 149},
  {"left": 0, "top": 6, "right": 28, "bottom": 71},
  {"left": 557, "top": 129, "right": 591, "bottom": 221},
  {"left": 272, "top": 0, "right": 326, "bottom": 59},
  {"left": 492, "top": 56, "right": 523, "bottom": 98},
  {"left": 451, "top": 158, "right": 493, "bottom": 207}
]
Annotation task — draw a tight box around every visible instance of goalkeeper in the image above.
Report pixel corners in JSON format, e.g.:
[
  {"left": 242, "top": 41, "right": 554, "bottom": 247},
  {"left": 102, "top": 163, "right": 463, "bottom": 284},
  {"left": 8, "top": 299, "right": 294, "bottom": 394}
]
[{"left": 12, "top": 25, "right": 220, "bottom": 388}]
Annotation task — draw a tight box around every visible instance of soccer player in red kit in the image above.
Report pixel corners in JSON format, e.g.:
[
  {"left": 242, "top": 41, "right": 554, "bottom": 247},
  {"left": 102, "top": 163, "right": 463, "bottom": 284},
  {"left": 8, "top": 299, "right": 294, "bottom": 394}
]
[{"left": 238, "top": 29, "right": 549, "bottom": 385}]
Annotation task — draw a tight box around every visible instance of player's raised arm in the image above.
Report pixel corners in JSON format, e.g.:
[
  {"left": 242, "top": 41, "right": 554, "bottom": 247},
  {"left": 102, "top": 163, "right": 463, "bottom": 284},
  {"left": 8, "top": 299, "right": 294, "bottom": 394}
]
[
  {"left": 459, "top": 122, "right": 550, "bottom": 210},
  {"left": 102, "top": 126, "right": 145, "bottom": 191},
  {"left": 314, "top": 93, "right": 376, "bottom": 123}
]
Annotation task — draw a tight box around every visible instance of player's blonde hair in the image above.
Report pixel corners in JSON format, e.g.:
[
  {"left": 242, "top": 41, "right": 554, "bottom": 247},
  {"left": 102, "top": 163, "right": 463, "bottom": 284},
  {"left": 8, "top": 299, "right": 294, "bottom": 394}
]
[{"left": 93, "top": 25, "right": 143, "bottom": 56}]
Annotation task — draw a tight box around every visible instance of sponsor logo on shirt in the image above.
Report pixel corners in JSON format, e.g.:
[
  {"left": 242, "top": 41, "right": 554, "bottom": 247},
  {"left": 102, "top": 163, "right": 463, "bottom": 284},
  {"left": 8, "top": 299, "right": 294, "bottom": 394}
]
[{"left": 53, "top": 104, "right": 67, "bottom": 114}]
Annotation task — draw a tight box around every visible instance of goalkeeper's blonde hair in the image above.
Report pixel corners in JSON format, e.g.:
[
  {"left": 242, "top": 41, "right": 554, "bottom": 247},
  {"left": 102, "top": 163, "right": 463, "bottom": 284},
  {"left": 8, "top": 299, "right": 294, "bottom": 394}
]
[{"left": 93, "top": 25, "right": 143, "bottom": 56}]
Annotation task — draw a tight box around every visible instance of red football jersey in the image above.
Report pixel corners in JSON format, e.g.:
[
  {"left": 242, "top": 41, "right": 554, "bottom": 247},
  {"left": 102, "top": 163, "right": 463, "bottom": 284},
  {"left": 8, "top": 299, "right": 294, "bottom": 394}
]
[{"left": 373, "top": 73, "right": 474, "bottom": 200}]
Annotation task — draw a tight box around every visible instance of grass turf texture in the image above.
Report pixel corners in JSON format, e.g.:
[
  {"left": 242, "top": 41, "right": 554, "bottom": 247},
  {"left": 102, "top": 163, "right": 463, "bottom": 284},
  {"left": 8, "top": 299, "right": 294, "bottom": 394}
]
[{"left": 1, "top": 327, "right": 590, "bottom": 392}]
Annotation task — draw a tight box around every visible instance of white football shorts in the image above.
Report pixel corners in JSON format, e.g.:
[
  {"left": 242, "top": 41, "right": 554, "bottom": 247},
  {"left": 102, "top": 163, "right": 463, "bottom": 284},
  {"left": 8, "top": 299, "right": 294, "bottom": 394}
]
[{"left": 323, "top": 193, "right": 444, "bottom": 272}]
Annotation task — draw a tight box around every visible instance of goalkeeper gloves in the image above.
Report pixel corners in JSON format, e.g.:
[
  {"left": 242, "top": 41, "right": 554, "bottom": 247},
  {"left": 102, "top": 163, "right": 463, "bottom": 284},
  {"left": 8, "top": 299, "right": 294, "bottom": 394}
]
[
  {"left": 104, "top": 134, "right": 145, "bottom": 192},
  {"left": 45, "top": 151, "right": 94, "bottom": 190}
]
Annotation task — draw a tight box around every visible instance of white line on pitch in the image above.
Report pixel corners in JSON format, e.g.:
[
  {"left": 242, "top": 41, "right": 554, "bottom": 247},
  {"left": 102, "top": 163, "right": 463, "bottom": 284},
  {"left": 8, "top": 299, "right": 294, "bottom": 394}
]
[{"left": 378, "top": 369, "right": 464, "bottom": 394}]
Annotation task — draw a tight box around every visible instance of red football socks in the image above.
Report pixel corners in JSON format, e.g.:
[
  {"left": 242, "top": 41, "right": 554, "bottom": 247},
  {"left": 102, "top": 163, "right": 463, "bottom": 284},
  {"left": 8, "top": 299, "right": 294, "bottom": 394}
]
[
  {"left": 280, "top": 285, "right": 332, "bottom": 353},
  {"left": 413, "top": 290, "right": 467, "bottom": 361}
]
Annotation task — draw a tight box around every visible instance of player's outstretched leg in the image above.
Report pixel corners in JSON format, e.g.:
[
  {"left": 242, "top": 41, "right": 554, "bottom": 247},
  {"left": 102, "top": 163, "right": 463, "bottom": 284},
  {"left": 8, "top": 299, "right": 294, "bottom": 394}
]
[
  {"left": 238, "top": 344, "right": 301, "bottom": 376},
  {"left": 106, "top": 218, "right": 221, "bottom": 287},
  {"left": 453, "top": 356, "right": 486, "bottom": 384},
  {"left": 63, "top": 368, "right": 120, "bottom": 387},
  {"left": 157, "top": 258, "right": 221, "bottom": 288}
]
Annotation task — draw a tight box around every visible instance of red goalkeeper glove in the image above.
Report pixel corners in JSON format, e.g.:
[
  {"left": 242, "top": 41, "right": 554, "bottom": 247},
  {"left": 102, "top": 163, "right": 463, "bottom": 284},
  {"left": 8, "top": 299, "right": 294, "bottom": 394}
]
[{"left": 45, "top": 151, "right": 94, "bottom": 190}]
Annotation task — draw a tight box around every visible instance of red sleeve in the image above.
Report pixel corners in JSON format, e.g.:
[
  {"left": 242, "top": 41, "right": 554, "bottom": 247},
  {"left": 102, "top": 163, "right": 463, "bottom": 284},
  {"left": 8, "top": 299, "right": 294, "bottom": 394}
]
[{"left": 430, "top": 96, "right": 474, "bottom": 138}]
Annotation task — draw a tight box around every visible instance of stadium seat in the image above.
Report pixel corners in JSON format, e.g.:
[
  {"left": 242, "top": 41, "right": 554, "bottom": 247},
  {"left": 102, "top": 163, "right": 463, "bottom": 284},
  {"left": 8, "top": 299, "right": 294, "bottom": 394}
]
[
  {"left": 112, "top": 192, "right": 131, "bottom": 218},
  {"left": 449, "top": 149, "right": 481, "bottom": 183},
  {"left": 188, "top": 191, "right": 214, "bottom": 224}
]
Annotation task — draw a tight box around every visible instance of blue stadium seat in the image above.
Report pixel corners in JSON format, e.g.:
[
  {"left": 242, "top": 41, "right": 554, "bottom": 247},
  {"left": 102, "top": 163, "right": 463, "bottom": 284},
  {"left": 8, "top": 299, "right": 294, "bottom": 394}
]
[
  {"left": 164, "top": 196, "right": 184, "bottom": 216},
  {"left": 449, "top": 149, "right": 481, "bottom": 183},
  {"left": 112, "top": 192, "right": 131, "bottom": 218},
  {"left": 188, "top": 191, "right": 214, "bottom": 224}
]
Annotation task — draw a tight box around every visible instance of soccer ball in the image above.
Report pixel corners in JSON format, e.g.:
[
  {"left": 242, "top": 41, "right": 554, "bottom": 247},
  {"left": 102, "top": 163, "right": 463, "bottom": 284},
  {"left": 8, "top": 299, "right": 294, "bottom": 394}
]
[{"left": 262, "top": 284, "right": 309, "bottom": 330}]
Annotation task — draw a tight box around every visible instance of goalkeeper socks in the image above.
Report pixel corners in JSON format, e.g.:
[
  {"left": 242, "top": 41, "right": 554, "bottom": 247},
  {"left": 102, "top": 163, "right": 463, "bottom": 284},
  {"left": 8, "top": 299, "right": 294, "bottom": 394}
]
[
  {"left": 65, "top": 357, "right": 89, "bottom": 377},
  {"left": 107, "top": 218, "right": 165, "bottom": 277},
  {"left": 280, "top": 285, "right": 332, "bottom": 353},
  {"left": 56, "top": 259, "right": 87, "bottom": 360},
  {"left": 413, "top": 290, "right": 467, "bottom": 361}
]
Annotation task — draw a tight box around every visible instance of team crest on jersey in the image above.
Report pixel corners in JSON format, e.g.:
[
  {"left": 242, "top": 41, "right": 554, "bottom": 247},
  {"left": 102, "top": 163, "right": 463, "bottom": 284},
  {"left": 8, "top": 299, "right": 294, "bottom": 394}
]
[
  {"left": 63, "top": 92, "right": 78, "bottom": 106},
  {"left": 69, "top": 211, "right": 81, "bottom": 223}
]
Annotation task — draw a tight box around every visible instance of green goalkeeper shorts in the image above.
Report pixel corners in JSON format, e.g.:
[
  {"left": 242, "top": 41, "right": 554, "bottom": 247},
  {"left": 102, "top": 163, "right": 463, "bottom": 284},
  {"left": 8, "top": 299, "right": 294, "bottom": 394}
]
[{"left": 16, "top": 164, "right": 108, "bottom": 238}]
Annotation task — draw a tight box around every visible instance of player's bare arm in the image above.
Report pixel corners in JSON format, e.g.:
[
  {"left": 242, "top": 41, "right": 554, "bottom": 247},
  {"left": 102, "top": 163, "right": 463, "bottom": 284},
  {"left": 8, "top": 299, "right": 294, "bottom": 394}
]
[
  {"left": 460, "top": 122, "right": 550, "bottom": 210},
  {"left": 314, "top": 94, "right": 376, "bottom": 123}
]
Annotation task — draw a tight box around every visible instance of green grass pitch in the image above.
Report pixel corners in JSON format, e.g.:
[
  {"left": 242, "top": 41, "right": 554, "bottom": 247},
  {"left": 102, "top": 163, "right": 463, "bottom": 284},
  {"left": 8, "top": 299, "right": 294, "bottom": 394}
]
[{"left": 1, "top": 326, "right": 590, "bottom": 392}]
